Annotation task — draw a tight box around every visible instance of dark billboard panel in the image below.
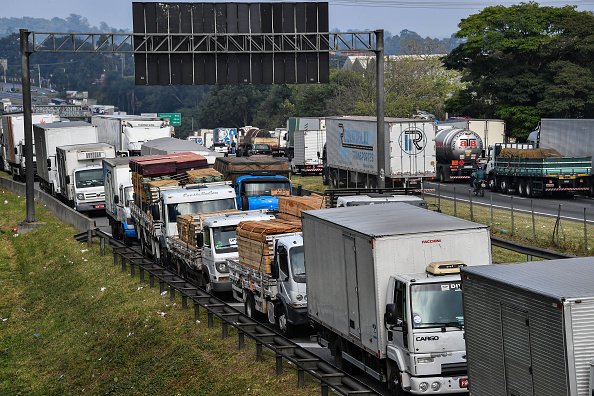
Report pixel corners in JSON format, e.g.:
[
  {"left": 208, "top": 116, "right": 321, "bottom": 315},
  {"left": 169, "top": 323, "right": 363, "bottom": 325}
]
[{"left": 133, "top": 2, "right": 329, "bottom": 85}]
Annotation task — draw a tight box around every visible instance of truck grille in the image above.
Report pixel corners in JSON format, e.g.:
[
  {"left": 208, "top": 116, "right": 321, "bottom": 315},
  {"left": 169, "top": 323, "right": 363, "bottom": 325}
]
[
  {"left": 84, "top": 192, "right": 105, "bottom": 199},
  {"left": 441, "top": 362, "right": 467, "bottom": 375}
]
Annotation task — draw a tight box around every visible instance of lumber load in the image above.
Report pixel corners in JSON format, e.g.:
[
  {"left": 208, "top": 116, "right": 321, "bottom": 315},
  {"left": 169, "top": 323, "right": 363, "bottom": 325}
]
[
  {"left": 129, "top": 152, "right": 208, "bottom": 176},
  {"left": 185, "top": 168, "right": 224, "bottom": 183},
  {"left": 278, "top": 195, "right": 325, "bottom": 220},
  {"left": 237, "top": 219, "right": 301, "bottom": 273}
]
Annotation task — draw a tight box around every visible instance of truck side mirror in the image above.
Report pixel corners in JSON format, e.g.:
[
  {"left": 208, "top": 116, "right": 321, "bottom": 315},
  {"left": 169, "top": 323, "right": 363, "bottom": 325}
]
[
  {"left": 385, "top": 303, "right": 399, "bottom": 326},
  {"left": 150, "top": 204, "right": 160, "bottom": 221},
  {"left": 113, "top": 195, "right": 119, "bottom": 204},
  {"left": 271, "top": 260, "right": 279, "bottom": 279},
  {"left": 241, "top": 195, "right": 249, "bottom": 210},
  {"left": 47, "top": 159, "right": 51, "bottom": 169},
  {"left": 197, "top": 233, "right": 204, "bottom": 248}
]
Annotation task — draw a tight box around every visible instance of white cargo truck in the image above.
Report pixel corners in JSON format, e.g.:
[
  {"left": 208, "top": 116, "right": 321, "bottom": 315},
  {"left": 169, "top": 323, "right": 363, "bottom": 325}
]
[
  {"left": 291, "top": 129, "right": 326, "bottom": 174},
  {"left": 228, "top": 231, "right": 306, "bottom": 337},
  {"left": 34, "top": 121, "right": 99, "bottom": 196},
  {"left": 56, "top": 143, "right": 116, "bottom": 212},
  {"left": 91, "top": 114, "right": 173, "bottom": 156},
  {"left": 102, "top": 157, "right": 136, "bottom": 243},
  {"left": 325, "top": 116, "right": 436, "bottom": 189},
  {"left": 461, "top": 257, "right": 594, "bottom": 396},
  {"left": 1, "top": 113, "right": 60, "bottom": 179},
  {"left": 132, "top": 182, "right": 237, "bottom": 264},
  {"left": 140, "top": 137, "right": 223, "bottom": 166},
  {"left": 303, "top": 203, "right": 492, "bottom": 395},
  {"left": 168, "top": 210, "right": 274, "bottom": 293}
]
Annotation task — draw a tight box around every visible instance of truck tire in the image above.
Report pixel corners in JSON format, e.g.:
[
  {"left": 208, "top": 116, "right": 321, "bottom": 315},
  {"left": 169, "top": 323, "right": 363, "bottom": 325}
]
[
  {"left": 525, "top": 180, "right": 533, "bottom": 198},
  {"left": 277, "top": 304, "right": 294, "bottom": 338},
  {"left": 388, "top": 372, "right": 407, "bottom": 396},
  {"left": 203, "top": 273, "right": 213, "bottom": 294},
  {"left": 500, "top": 178, "right": 509, "bottom": 195},
  {"left": 518, "top": 180, "right": 526, "bottom": 197},
  {"left": 244, "top": 293, "right": 264, "bottom": 321}
]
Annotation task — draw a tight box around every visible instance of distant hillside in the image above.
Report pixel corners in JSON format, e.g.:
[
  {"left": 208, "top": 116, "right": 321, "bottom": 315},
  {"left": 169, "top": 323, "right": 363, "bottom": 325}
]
[
  {"left": 0, "top": 14, "right": 126, "bottom": 37},
  {"left": 385, "top": 29, "right": 462, "bottom": 55}
]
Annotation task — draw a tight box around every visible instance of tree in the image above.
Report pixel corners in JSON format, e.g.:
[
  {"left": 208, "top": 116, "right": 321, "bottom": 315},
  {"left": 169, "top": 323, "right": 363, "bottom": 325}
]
[{"left": 443, "top": 3, "right": 594, "bottom": 139}]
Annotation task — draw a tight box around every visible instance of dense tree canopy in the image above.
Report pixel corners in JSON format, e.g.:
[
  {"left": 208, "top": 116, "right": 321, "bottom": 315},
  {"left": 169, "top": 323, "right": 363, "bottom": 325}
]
[{"left": 443, "top": 3, "right": 594, "bottom": 139}]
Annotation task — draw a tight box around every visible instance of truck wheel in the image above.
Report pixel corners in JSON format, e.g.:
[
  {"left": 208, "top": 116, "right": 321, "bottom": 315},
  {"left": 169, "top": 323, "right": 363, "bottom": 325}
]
[
  {"left": 500, "top": 179, "right": 509, "bottom": 195},
  {"left": 388, "top": 372, "right": 406, "bottom": 396},
  {"left": 244, "top": 294, "right": 257, "bottom": 320},
  {"left": 277, "top": 304, "right": 294, "bottom": 338},
  {"left": 202, "top": 273, "right": 212, "bottom": 294},
  {"left": 525, "top": 180, "right": 533, "bottom": 198},
  {"left": 518, "top": 181, "right": 526, "bottom": 197}
]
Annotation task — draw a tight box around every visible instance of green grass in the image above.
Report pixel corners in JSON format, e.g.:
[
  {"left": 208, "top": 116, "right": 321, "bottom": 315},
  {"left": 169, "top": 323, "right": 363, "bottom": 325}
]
[
  {"left": 291, "top": 175, "right": 326, "bottom": 193},
  {"left": 0, "top": 189, "right": 318, "bottom": 395}
]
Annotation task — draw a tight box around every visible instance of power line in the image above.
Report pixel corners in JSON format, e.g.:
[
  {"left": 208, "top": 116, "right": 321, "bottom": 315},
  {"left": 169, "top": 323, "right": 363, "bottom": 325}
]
[{"left": 327, "top": 0, "right": 594, "bottom": 8}]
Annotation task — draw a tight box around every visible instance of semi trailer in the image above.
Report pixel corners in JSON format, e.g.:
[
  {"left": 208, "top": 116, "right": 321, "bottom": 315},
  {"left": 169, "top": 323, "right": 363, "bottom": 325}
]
[{"left": 435, "top": 128, "right": 484, "bottom": 182}]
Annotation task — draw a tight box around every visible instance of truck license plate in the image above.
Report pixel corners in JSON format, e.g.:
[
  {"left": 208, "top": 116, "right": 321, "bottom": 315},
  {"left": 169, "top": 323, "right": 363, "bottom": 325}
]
[
  {"left": 459, "top": 378, "right": 468, "bottom": 388},
  {"left": 95, "top": 204, "right": 105, "bottom": 209}
]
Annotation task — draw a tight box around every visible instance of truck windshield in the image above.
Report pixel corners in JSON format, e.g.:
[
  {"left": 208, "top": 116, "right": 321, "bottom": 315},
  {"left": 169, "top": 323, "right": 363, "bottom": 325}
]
[
  {"left": 167, "top": 198, "right": 236, "bottom": 223},
  {"left": 254, "top": 144, "right": 270, "bottom": 150},
  {"left": 212, "top": 225, "right": 238, "bottom": 254},
  {"left": 75, "top": 168, "right": 104, "bottom": 188},
  {"left": 289, "top": 245, "right": 306, "bottom": 284},
  {"left": 243, "top": 181, "right": 290, "bottom": 197},
  {"left": 410, "top": 282, "right": 464, "bottom": 329},
  {"left": 124, "top": 186, "right": 134, "bottom": 207}
]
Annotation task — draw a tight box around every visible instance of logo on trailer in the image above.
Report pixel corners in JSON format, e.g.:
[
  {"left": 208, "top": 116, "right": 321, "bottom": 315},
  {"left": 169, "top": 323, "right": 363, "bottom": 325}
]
[
  {"left": 459, "top": 138, "right": 478, "bottom": 148},
  {"left": 399, "top": 128, "right": 426, "bottom": 154}
]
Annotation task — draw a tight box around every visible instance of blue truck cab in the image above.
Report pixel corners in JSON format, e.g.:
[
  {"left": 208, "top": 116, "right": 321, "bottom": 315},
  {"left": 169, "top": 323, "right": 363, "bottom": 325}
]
[{"left": 235, "top": 175, "right": 292, "bottom": 211}]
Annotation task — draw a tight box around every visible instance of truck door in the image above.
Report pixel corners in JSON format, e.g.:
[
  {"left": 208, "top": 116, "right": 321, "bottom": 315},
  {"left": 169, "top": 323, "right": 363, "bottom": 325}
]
[
  {"left": 501, "top": 306, "right": 535, "bottom": 396},
  {"left": 343, "top": 236, "right": 361, "bottom": 339}
]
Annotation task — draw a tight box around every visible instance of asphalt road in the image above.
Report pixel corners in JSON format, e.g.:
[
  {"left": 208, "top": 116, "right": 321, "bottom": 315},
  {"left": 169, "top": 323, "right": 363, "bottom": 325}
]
[{"left": 425, "top": 181, "right": 594, "bottom": 224}]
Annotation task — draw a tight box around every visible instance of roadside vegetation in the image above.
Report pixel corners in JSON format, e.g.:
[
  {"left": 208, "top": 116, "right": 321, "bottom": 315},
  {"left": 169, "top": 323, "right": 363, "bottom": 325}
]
[{"left": 0, "top": 189, "right": 317, "bottom": 395}]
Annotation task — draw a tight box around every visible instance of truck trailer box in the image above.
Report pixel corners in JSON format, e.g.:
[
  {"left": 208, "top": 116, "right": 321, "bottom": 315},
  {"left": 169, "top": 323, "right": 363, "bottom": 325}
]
[
  {"left": 537, "top": 118, "right": 594, "bottom": 158},
  {"left": 102, "top": 157, "right": 132, "bottom": 219},
  {"left": 292, "top": 129, "right": 326, "bottom": 171},
  {"left": 325, "top": 116, "right": 436, "bottom": 179},
  {"left": 461, "top": 257, "right": 594, "bottom": 396},
  {"left": 34, "top": 121, "right": 98, "bottom": 195},
  {"left": 303, "top": 203, "right": 491, "bottom": 359},
  {"left": 91, "top": 114, "right": 173, "bottom": 155}
]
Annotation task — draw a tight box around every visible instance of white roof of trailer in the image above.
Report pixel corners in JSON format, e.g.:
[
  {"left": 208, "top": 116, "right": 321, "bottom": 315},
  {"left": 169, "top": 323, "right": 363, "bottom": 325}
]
[
  {"left": 463, "top": 257, "right": 594, "bottom": 301},
  {"left": 303, "top": 203, "right": 487, "bottom": 238}
]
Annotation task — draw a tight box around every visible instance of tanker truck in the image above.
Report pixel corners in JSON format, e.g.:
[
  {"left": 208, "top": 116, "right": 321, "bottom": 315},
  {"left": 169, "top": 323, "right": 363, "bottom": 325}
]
[{"left": 435, "top": 128, "right": 484, "bottom": 183}]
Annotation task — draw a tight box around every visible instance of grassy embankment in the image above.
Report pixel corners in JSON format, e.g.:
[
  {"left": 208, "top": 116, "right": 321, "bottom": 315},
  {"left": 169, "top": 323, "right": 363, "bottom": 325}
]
[
  {"left": 290, "top": 175, "right": 592, "bottom": 263},
  {"left": 0, "top": 189, "right": 317, "bottom": 395}
]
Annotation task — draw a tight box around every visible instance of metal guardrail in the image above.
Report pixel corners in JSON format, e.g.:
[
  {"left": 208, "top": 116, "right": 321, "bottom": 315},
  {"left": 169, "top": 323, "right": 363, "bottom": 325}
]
[
  {"left": 490, "top": 236, "right": 576, "bottom": 260},
  {"left": 77, "top": 228, "right": 378, "bottom": 396}
]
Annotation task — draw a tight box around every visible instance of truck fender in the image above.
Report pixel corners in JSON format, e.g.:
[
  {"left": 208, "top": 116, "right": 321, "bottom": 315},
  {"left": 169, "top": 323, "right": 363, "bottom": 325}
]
[{"left": 387, "top": 345, "right": 409, "bottom": 383}]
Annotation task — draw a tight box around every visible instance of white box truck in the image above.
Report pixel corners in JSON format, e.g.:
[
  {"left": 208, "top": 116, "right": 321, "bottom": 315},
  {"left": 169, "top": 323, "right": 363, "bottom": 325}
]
[
  {"left": 325, "top": 116, "right": 436, "bottom": 189},
  {"left": 91, "top": 114, "right": 173, "bottom": 156},
  {"left": 1, "top": 113, "right": 60, "bottom": 179},
  {"left": 102, "top": 157, "right": 136, "bottom": 243},
  {"left": 34, "top": 121, "right": 98, "bottom": 196},
  {"left": 461, "top": 257, "right": 594, "bottom": 396},
  {"left": 56, "top": 143, "right": 116, "bottom": 212},
  {"left": 303, "top": 203, "right": 492, "bottom": 395},
  {"left": 291, "top": 129, "right": 326, "bottom": 174}
]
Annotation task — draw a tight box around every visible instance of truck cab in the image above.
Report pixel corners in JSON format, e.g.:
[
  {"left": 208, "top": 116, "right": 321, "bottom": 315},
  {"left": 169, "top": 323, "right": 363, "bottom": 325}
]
[
  {"left": 485, "top": 143, "right": 533, "bottom": 189},
  {"left": 235, "top": 175, "right": 292, "bottom": 211},
  {"left": 72, "top": 165, "right": 107, "bottom": 211},
  {"left": 199, "top": 211, "right": 274, "bottom": 292},
  {"left": 384, "top": 262, "right": 469, "bottom": 394}
]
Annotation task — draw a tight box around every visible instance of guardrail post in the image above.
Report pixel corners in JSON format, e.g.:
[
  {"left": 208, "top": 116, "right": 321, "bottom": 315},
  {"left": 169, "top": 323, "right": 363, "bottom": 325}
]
[
  {"left": 222, "top": 321, "right": 229, "bottom": 338},
  {"left": 207, "top": 312, "right": 214, "bottom": 328},
  {"left": 113, "top": 252, "right": 119, "bottom": 267},
  {"left": 121, "top": 257, "right": 126, "bottom": 272},
  {"left": 99, "top": 237, "right": 105, "bottom": 256},
  {"left": 149, "top": 273, "right": 155, "bottom": 288},
  {"left": 169, "top": 286, "right": 175, "bottom": 301},
  {"left": 453, "top": 187, "right": 457, "bottom": 217},
  {"left": 437, "top": 183, "right": 441, "bottom": 212},
  {"left": 297, "top": 368, "right": 305, "bottom": 387},
  {"left": 86, "top": 229, "right": 92, "bottom": 246},
  {"left": 490, "top": 192, "right": 494, "bottom": 228},
  {"left": 584, "top": 207, "right": 589, "bottom": 254},
  {"left": 182, "top": 295, "right": 188, "bottom": 309},
  {"left": 159, "top": 280, "right": 165, "bottom": 294},
  {"left": 531, "top": 199, "right": 536, "bottom": 240},
  {"left": 140, "top": 267, "right": 145, "bottom": 283},
  {"left": 130, "top": 262, "right": 135, "bottom": 277},
  {"left": 510, "top": 196, "right": 515, "bottom": 237},
  {"left": 321, "top": 383, "right": 329, "bottom": 396},
  {"left": 238, "top": 331, "right": 245, "bottom": 350},
  {"left": 193, "top": 302, "right": 200, "bottom": 321},
  {"left": 275, "top": 353, "right": 283, "bottom": 375},
  {"left": 469, "top": 189, "right": 474, "bottom": 221},
  {"left": 256, "top": 342, "right": 263, "bottom": 361}
]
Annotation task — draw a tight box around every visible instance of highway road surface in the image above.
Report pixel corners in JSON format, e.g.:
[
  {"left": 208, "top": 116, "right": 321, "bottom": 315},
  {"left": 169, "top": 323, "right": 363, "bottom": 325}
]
[{"left": 425, "top": 181, "right": 594, "bottom": 224}]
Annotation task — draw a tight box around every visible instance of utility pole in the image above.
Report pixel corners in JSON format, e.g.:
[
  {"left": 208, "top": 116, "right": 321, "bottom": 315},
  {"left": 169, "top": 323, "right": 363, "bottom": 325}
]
[
  {"left": 19, "top": 29, "right": 37, "bottom": 227},
  {"left": 37, "top": 64, "right": 41, "bottom": 88},
  {"left": 375, "top": 29, "right": 385, "bottom": 189}
]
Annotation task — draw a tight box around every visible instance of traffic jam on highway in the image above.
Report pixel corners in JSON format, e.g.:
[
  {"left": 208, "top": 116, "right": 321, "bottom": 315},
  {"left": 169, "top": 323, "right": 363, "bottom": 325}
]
[{"left": 1, "top": 111, "right": 594, "bottom": 395}]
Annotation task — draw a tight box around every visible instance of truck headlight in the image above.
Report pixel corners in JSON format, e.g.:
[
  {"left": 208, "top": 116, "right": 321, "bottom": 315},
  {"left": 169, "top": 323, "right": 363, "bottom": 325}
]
[
  {"left": 416, "top": 357, "right": 434, "bottom": 364},
  {"left": 419, "top": 382, "right": 429, "bottom": 392},
  {"left": 431, "top": 382, "right": 441, "bottom": 391},
  {"left": 296, "top": 294, "right": 303, "bottom": 301},
  {"left": 76, "top": 193, "right": 85, "bottom": 200},
  {"left": 215, "top": 262, "right": 228, "bottom": 273}
]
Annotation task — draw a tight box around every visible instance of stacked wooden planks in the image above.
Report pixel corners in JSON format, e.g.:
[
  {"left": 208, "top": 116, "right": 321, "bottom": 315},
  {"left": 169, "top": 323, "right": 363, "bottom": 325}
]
[
  {"left": 277, "top": 195, "right": 326, "bottom": 221},
  {"left": 186, "top": 168, "right": 224, "bottom": 183},
  {"left": 130, "top": 152, "right": 209, "bottom": 207},
  {"left": 237, "top": 219, "right": 301, "bottom": 274}
]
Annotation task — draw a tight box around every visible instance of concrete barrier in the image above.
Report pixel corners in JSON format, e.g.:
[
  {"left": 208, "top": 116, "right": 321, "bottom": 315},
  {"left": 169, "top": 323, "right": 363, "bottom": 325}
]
[{"left": 0, "top": 177, "right": 95, "bottom": 232}]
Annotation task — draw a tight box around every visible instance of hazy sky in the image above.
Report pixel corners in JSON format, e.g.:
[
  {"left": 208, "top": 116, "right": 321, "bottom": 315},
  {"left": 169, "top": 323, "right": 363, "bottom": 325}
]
[{"left": 3, "top": 0, "right": 594, "bottom": 38}]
